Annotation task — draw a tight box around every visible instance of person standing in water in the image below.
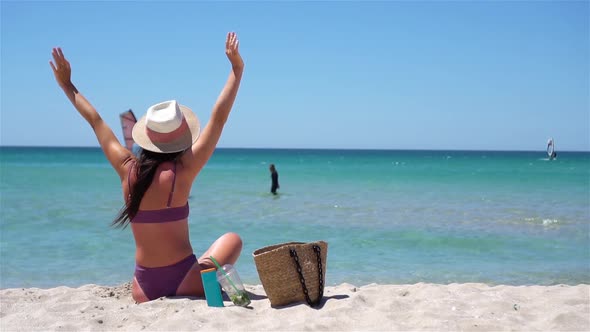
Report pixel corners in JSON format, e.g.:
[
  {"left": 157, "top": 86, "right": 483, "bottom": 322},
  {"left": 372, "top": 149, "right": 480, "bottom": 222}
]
[
  {"left": 50, "top": 32, "right": 245, "bottom": 303},
  {"left": 269, "top": 164, "right": 280, "bottom": 195}
]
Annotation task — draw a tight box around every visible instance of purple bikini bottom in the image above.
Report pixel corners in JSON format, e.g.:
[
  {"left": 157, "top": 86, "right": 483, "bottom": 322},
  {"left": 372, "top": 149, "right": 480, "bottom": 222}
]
[{"left": 135, "top": 254, "right": 197, "bottom": 301}]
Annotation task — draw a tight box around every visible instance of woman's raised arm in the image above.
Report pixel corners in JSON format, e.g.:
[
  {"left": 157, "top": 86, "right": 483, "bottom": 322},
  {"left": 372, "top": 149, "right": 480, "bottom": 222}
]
[
  {"left": 50, "top": 47, "right": 133, "bottom": 179},
  {"left": 182, "top": 32, "right": 244, "bottom": 177}
]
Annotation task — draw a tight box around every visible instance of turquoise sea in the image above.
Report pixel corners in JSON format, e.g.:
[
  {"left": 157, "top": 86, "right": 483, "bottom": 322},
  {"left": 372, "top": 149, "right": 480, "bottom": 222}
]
[{"left": 1, "top": 147, "right": 589, "bottom": 289}]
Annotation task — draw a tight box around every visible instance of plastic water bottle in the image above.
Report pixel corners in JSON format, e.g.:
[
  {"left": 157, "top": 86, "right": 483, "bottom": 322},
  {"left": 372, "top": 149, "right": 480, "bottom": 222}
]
[{"left": 216, "top": 264, "right": 251, "bottom": 307}]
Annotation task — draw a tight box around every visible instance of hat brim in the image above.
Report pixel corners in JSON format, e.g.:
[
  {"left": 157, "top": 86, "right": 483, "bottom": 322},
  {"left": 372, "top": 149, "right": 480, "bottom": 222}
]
[{"left": 132, "top": 104, "right": 201, "bottom": 153}]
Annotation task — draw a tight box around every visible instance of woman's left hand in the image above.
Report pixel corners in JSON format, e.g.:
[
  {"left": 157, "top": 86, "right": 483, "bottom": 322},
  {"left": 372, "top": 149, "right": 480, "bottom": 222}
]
[
  {"left": 225, "top": 32, "right": 244, "bottom": 70},
  {"left": 49, "top": 47, "right": 72, "bottom": 88}
]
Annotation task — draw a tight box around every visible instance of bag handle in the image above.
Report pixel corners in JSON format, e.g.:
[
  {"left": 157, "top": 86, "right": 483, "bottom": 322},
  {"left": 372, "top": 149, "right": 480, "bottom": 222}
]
[{"left": 289, "top": 244, "right": 324, "bottom": 307}]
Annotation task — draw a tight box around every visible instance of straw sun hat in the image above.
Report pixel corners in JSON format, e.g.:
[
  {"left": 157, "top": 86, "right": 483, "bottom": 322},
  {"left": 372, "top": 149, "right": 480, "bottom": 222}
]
[{"left": 132, "top": 100, "right": 201, "bottom": 153}]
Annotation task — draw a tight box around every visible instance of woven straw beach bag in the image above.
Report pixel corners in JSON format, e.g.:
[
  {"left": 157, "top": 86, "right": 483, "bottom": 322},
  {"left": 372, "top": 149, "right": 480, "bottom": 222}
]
[{"left": 253, "top": 241, "right": 328, "bottom": 307}]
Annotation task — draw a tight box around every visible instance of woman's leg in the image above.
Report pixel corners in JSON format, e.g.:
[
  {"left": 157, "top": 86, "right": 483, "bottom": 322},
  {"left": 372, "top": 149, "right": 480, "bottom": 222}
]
[
  {"left": 132, "top": 277, "right": 150, "bottom": 303},
  {"left": 198, "top": 232, "right": 243, "bottom": 267},
  {"left": 175, "top": 232, "right": 243, "bottom": 297}
]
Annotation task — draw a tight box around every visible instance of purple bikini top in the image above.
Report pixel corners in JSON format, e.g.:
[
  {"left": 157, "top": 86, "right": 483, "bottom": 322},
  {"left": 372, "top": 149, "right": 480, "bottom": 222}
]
[{"left": 128, "top": 161, "right": 189, "bottom": 223}]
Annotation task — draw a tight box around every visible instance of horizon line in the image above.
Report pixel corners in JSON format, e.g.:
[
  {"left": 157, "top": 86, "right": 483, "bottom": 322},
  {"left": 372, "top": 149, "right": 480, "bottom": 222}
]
[{"left": 1, "top": 145, "right": 589, "bottom": 153}]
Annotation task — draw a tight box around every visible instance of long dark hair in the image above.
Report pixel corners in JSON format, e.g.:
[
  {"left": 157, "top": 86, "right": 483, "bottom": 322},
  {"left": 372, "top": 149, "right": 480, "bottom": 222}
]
[{"left": 112, "top": 149, "right": 183, "bottom": 228}]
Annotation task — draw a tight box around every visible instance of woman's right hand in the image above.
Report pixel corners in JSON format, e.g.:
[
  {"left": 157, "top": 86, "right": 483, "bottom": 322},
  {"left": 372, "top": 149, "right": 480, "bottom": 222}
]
[
  {"left": 49, "top": 47, "right": 73, "bottom": 88},
  {"left": 225, "top": 32, "right": 244, "bottom": 70}
]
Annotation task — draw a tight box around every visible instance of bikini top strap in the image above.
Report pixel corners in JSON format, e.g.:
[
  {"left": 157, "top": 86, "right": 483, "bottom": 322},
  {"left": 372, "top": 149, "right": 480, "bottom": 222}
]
[
  {"left": 128, "top": 160, "right": 176, "bottom": 207},
  {"left": 166, "top": 161, "right": 177, "bottom": 208}
]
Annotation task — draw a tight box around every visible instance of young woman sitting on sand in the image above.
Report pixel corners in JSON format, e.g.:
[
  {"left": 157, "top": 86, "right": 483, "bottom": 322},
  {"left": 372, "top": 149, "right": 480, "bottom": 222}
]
[{"left": 50, "top": 32, "right": 245, "bottom": 303}]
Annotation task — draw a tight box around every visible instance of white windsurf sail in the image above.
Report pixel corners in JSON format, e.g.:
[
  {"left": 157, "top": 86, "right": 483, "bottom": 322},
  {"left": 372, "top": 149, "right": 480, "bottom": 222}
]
[
  {"left": 547, "top": 138, "right": 555, "bottom": 159},
  {"left": 120, "top": 109, "right": 137, "bottom": 151}
]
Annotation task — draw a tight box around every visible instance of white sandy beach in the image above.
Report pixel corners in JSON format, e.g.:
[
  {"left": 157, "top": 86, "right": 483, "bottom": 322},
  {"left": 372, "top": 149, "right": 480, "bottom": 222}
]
[{"left": 1, "top": 282, "right": 588, "bottom": 331}]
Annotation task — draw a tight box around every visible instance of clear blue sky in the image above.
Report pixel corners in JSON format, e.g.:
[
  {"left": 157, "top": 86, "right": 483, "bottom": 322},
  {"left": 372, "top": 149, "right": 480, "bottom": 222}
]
[{"left": 1, "top": 1, "right": 588, "bottom": 151}]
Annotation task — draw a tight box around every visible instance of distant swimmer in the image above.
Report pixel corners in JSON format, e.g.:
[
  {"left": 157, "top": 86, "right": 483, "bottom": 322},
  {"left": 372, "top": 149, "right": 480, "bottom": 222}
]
[{"left": 269, "top": 164, "right": 280, "bottom": 195}]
